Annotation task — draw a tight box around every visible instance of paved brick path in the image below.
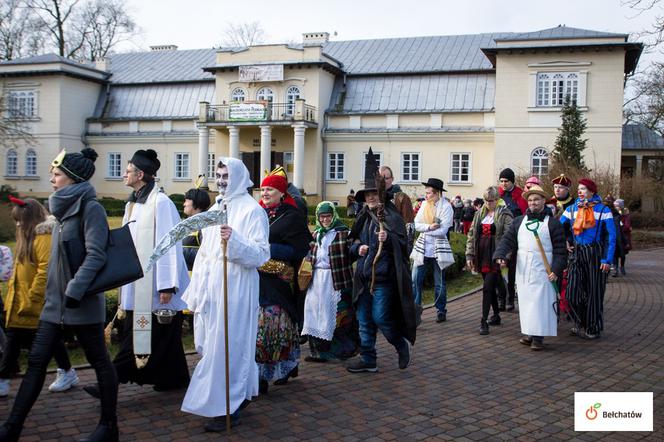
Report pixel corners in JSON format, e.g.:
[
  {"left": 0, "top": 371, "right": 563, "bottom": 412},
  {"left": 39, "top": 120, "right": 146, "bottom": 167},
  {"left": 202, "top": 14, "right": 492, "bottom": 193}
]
[{"left": 1, "top": 249, "right": 662, "bottom": 441}]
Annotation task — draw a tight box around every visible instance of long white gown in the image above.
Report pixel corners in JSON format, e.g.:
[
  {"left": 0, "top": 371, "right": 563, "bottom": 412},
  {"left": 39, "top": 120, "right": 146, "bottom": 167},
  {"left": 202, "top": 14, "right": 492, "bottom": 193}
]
[{"left": 181, "top": 158, "right": 270, "bottom": 417}]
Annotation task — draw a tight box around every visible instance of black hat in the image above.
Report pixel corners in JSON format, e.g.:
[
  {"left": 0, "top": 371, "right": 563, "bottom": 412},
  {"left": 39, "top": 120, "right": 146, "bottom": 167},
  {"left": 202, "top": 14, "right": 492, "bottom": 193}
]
[
  {"left": 421, "top": 178, "right": 446, "bottom": 192},
  {"left": 56, "top": 148, "right": 98, "bottom": 182},
  {"left": 130, "top": 149, "right": 160, "bottom": 175},
  {"left": 499, "top": 168, "right": 515, "bottom": 183},
  {"left": 355, "top": 147, "right": 380, "bottom": 203}
]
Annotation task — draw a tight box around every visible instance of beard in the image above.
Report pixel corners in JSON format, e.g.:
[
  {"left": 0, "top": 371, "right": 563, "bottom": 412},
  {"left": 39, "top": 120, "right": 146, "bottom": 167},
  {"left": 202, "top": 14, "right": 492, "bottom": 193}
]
[{"left": 217, "top": 181, "right": 228, "bottom": 196}]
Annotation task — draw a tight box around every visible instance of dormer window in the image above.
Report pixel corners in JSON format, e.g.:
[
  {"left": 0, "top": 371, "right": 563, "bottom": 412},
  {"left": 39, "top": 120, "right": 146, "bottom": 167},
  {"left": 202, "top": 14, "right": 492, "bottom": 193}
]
[{"left": 536, "top": 72, "right": 578, "bottom": 107}]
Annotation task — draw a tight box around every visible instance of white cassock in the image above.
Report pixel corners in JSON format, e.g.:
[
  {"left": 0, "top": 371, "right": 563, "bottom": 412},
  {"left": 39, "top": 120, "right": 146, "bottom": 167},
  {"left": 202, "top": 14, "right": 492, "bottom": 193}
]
[
  {"left": 181, "top": 158, "right": 270, "bottom": 417},
  {"left": 120, "top": 190, "right": 189, "bottom": 312},
  {"left": 515, "top": 215, "right": 558, "bottom": 337}
]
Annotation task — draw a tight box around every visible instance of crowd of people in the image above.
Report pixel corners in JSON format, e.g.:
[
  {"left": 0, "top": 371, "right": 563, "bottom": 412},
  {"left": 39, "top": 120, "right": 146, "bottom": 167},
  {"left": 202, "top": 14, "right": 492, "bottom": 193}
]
[{"left": 0, "top": 147, "right": 633, "bottom": 439}]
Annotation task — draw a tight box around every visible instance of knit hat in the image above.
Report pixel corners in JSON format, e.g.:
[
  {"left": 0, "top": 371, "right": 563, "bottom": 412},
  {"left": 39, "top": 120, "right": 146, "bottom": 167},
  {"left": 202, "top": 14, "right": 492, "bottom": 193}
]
[
  {"left": 525, "top": 176, "right": 542, "bottom": 188},
  {"left": 578, "top": 178, "right": 597, "bottom": 195},
  {"left": 551, "top": 174, "right": 572, "bottom": 188},
  {"left": 260, "top": 168, "right": 297, "bottom": 207},
  {"left": 499, "top": 168, "right": 515, "bottom": 183},
  {"left": 52, "top": 148, "right": 98, "bottom": 182},
  {"left": 130, "top": 149, "right": 160, "bottom": 175},
  {"left": 615, "top": 199, "right": 625, "bottom": 209}
]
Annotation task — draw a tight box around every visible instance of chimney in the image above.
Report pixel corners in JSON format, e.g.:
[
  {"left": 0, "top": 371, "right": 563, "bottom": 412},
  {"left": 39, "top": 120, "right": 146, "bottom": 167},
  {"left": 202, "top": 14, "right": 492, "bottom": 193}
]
[
  {"left": 302, "top": 32, "right": 329, "bottom": 47},
  {"left": 150, "top": 44, "right": 179, "bottom": 52},
  {"left": 95, "top": 58, "right": 108, "bottom": 71}
]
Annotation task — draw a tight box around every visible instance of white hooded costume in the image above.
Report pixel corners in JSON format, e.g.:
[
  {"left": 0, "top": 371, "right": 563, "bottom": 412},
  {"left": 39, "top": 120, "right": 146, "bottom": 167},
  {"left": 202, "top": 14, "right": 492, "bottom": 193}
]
[{"left": 181, "top": 158, "right": 270, "bottom": 417}]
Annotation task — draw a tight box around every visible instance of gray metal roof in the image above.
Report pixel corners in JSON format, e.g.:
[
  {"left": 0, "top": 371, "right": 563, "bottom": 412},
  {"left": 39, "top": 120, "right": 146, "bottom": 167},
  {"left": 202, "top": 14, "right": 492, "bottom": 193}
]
[
  {"left": 93, "top": 82, "right": 215, "bottom": 120},
  {"left": 496, "top": 26, "right": 627, "bottom": 42},
  {"left": 322, "top": 33, "right": 513, "bottom": 75},
  {"left": 105, "top": 49, "right": 216, "bottom": 84},
  {"left": 328, "top": 73, "right": 495, "bottom": 114},
  {"left": 622, "top": 123, "right": 664, "bottom": 150},
  {"left": 0, "top": 53, "right": 109, "bottom": 76}
]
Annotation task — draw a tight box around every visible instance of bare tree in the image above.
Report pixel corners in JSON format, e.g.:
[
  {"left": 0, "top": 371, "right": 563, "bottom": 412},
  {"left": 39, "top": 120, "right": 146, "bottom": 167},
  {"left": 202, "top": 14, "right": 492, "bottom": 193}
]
[
  {"left": 0, "top": 0, "right": 45, "bottom": 60},
  {"left": 623, "top": 0, "right": 664, "bottom": 47},
  {"left": 73, "top": 0, "right": 137, "bottom": 61},
  {"left": 625, "top": 61, "right": 664, "bottom": 134},
  {"left": 27, "top": 0, "right": 85, "bottom": 58},
  {"left": 219, "top": 21, "right": 266, "bottom": 48}
]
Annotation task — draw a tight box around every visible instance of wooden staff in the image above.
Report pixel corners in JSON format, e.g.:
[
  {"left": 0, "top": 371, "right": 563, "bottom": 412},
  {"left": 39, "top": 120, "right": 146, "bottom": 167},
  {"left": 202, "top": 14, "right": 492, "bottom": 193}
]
[{"left": 222, "top": 212, "right": 231, "bottom": 434}]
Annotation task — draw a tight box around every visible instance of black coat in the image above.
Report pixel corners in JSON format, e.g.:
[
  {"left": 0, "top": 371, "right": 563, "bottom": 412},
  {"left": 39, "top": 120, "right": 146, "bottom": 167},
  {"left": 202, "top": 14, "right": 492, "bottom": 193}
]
[
  {"left": 493, "top": 210, "right": 568, "bottom": 278},
  {"left": 350, "top": 202, "right": 417, "bottom": 344}
]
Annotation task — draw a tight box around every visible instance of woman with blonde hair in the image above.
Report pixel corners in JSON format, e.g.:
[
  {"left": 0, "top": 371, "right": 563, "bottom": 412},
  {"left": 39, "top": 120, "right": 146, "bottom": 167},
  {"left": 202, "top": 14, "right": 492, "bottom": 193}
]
[
  {"left": 465, "top": 186, "right": 513, "bottom": 335},
  {"left": 0, "top": 198, "right": 77, "bottom": 398}
]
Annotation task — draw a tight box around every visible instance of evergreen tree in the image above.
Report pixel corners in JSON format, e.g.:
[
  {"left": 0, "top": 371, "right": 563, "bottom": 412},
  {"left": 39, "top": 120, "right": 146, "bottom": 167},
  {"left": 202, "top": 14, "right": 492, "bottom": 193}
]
[{"left": 552, "top": 95, "right": 588, "bottom": 170}]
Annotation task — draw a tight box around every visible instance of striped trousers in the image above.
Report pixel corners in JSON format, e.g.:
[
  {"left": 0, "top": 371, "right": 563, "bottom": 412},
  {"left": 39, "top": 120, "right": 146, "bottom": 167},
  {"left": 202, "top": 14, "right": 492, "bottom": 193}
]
[{"left": 566, "top": 243, "right": 607, "bottom": 335}]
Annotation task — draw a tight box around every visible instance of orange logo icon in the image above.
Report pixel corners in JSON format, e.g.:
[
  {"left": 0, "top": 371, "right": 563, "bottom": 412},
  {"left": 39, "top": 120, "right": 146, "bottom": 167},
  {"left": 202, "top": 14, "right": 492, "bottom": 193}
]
[{"left": 585, "top": 402, "right": 601, "bottom": 420}]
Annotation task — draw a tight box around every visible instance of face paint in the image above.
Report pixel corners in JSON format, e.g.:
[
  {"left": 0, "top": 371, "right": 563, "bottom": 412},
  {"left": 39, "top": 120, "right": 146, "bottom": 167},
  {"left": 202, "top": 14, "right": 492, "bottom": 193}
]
[{"left": 216, "top": 166, "right": 229, "bottom": 196}]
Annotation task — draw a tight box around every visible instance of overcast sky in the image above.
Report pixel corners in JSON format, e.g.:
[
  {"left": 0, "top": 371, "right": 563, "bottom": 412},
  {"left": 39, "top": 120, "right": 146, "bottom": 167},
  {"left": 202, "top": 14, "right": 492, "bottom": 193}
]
[{"left": 119, "top": 0, "right": 663, "bottom": 65}]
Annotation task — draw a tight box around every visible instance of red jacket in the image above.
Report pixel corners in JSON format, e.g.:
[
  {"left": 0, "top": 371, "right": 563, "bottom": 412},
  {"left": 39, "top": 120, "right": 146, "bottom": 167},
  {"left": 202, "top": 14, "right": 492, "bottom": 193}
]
[{"left": 499, "top": 185, "right": 527, "bottom": 217}]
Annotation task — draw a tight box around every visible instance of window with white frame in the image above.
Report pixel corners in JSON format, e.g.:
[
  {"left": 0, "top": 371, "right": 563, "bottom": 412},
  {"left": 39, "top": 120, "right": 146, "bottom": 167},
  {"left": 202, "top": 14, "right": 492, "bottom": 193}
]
[
  {"left": 231, "top": 88, "right": 246, "bottom": 102},
  {"left": 6, "top": 149, "right": 18, "bottom": 176},
  {"left": 208, "top": 152, "right": 216, "bottom": 179},
  {"left": 174, "top": 153, "right": 190, "bottom": 179},
  {"left": 256, "top": 87, "right": 274, "bottom": 102},
  {"left": 285, "top": 86, "right": 301, "bottom": 115},
  {"left": 362, "top": 151, "right": 383, "bottom": 182},
  {"left": 25, "top": 149, "right": 37, "bottom": 176},
  {"left": 401, "top": 153, "right": 420, "bottom": 182},
  {"left": 107, "top": 152, "right": 122, "bottom": 178},
  {"left": 7, "top": 90, "right": 37, "bottom": 118},
  {"left": 531, "top": 147, "right": 549, "bottom": 176},
  {"left": 536, "top": 72, "right": 579, "bottom": 107},
  {"left": 327, "top": 152, "right": 345, "bottom": 180},
  {"left": 450, "top": 153, "right": 471, "bottom": 183},
  {"left": 283, "top": 151, "right": 294, "bottom": 175}
]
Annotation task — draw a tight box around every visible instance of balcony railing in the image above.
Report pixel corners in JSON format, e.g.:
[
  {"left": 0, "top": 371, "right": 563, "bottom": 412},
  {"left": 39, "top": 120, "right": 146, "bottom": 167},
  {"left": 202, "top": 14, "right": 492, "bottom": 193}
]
[{"left": 199, "top": 100, "right": 317, "bottom": 125}]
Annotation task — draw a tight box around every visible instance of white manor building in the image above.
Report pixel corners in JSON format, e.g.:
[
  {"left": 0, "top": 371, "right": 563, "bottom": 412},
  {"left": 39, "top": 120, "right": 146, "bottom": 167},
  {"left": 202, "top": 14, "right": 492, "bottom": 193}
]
[{"left": 0, "top": 26, "right": 642, "bottom": 203}]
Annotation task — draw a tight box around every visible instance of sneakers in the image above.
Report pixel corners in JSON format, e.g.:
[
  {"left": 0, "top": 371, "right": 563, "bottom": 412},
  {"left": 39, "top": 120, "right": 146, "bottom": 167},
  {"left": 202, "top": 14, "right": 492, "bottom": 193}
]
[
  {"left": 488, "top": 314, "right": 501, "bottom": 326},
  {"left": 479, "top": 319, "right": 489, "bottom": 335},
  {"left": 585, "top": 331, "right": 600, "bottom": 340},
  {"left": 0, "top": 379, "right": 9, "bottom": 397},
  {"left": 436, "top": 312, "right": 446, "bottom": 323},
  {"left": 397, "top": 340, "right": 411, "bottom": 370},
  {"left": 48, "top": 368, "right": 79, "bottom": 392},
  {"left": 346, "top": 359, "right": 378, "bottom": 373}
]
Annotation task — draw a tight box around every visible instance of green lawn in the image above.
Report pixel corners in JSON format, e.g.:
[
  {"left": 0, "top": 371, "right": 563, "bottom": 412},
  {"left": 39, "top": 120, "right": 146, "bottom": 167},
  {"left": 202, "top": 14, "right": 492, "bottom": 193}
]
[{"left": 421, "top": 270, "right": 482, "bottom": 306}]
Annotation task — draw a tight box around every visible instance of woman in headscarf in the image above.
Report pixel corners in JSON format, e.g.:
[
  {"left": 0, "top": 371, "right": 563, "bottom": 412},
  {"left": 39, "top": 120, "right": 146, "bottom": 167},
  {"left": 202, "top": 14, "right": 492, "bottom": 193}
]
[
  {"left": 301, "top": 202, "right": 358, "bottom": 362},
  {"left": 256, "top": 170, "right": 312, "bottom": 394},
  {"left": 0, "top": 148, "right": 118, "bottom": 442}
]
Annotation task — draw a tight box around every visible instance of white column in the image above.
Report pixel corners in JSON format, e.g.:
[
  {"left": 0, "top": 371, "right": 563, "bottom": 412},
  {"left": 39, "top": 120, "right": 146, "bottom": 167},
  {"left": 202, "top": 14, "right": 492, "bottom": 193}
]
[
  {"left": 636, "top": 154, "right": 644, "bottom": 177},
  {"left": 260, "top": 125, "right": 272, "bottom": 177},
  {"left": 292, "top": 124, "right": 306, "bottom": 190},
  {"left": 228, "top": 126, "right": 240, "bottom": 159},
  {"left": 197, "top": 126, "right": 210, "bottom": 188}
]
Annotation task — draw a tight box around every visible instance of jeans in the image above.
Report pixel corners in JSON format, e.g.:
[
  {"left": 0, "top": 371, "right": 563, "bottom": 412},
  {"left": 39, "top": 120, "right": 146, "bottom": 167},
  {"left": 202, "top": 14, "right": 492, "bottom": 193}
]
[
  {"left": 357, "top": 284, "right": 407, "bottom": 365},
  {"left": 0, "top": 328, "right": 71, "bottom": 378},
  {"left": 6, "top": 321, "right": 118, "bottom": 428},
  {"left": 412, "top": 257, "right": 447, "bottom": 314}
]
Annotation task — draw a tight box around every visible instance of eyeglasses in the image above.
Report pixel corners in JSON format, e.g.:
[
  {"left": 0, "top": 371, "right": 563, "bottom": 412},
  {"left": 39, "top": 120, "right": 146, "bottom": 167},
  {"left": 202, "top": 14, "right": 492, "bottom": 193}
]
[{"left": 51, "top": 149, "right": 66, "bottom": 168}]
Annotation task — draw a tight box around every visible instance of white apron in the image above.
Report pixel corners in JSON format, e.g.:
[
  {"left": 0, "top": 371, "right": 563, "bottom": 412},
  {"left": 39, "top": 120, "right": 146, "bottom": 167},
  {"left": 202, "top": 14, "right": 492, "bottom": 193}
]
[{"left": 516, "top": 216, "right": 558, "bottom": 337}]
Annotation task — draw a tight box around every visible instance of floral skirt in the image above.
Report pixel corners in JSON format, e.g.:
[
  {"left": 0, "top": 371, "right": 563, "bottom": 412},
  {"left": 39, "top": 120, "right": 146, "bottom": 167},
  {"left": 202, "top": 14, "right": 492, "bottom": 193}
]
[{"left": 256, "top": 304, "right": 300, "bottom": 382}]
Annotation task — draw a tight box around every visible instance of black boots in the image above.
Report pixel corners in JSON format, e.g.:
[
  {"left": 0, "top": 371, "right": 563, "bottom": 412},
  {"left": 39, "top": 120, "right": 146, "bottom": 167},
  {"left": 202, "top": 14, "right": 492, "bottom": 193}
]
[
  {"left": 0, "top": 423, "right": 22, "bottom": 442},
  {"left": 273, "top": 366, "right": 298, "bottom": 386},
  {"left": 488, "top": 314, "right": 501, "bottom": 326},
  {"left": 479, "top": 319, "right": 489, "bottom": 335},
  {"left": 78, "top": 420, "right": 119, "bottom": 442}
]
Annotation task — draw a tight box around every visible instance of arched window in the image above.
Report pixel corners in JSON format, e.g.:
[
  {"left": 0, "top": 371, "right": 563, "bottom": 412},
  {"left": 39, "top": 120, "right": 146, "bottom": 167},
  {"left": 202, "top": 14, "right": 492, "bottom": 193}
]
[
  {"left": 531, "top": 147, "right": 549, "bottom": 177},
  {"left": 6, "top": 149, "right": 18, "bottom": 176},
  {"left": 25, "top": 149, "right": 37, "bottom": 176},
  {"left": 231, "top": 88, "right": 245, "bottom": 102},
  {"left": 256, "top": 87, "right": 274, "bottom": 102},
  {"left": 285, "top": 86, "right": 301, "bottom": 115}
]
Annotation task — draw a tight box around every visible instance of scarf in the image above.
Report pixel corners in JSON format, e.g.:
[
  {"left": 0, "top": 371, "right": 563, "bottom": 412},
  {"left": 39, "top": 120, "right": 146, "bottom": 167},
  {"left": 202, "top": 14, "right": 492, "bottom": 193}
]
[
  {"left": 421, "top": 198, "right": 438, "bottom": 224},
  {"left": 48, "top": 182, "right": 96, "bottom": 221},
  {"left": 314, "top": 201, "right": 347, "bottom": 243},
  {"left": 573, "top": 198, "right": 597, "bottom": 236}
]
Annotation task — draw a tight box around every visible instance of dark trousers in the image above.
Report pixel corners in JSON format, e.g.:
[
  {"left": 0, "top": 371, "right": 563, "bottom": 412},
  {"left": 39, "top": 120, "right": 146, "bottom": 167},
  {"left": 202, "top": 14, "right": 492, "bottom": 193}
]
[
  {"left": 0, "top": 328, "right": 71, "bottom": 378},
  {"left": 5, "top": 321, "right": 117, "bottom": 428},
  {"left": 481, "top": 272, "right": 502, "bottom": 320},
  {"left": 499, "top": 258, "right": 517, "bottom": 305},
  {"left": 567, "top": 243, "right": 607, "bottom": 335}
]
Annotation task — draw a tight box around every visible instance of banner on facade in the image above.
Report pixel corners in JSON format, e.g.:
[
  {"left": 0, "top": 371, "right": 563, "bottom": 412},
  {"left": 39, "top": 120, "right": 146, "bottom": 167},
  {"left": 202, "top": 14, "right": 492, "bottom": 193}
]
[
  {"left": 229, "top": 102, "right": 267, "bottom": 121},
  {"left": 239, "top": 64, "right": 284, "bottom": 82}
]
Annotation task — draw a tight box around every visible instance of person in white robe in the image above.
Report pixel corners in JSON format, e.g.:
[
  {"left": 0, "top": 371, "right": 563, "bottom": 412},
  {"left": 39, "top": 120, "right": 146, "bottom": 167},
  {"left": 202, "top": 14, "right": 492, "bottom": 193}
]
[
  {"left": 83, "top": 149, "right": 191, "bottom": 398},
  {"left": 493, "top": 185, "right": 567, "bottom": 351},
  {"left": 181, "top": 158, "right": 270, "bottom": 431}
]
